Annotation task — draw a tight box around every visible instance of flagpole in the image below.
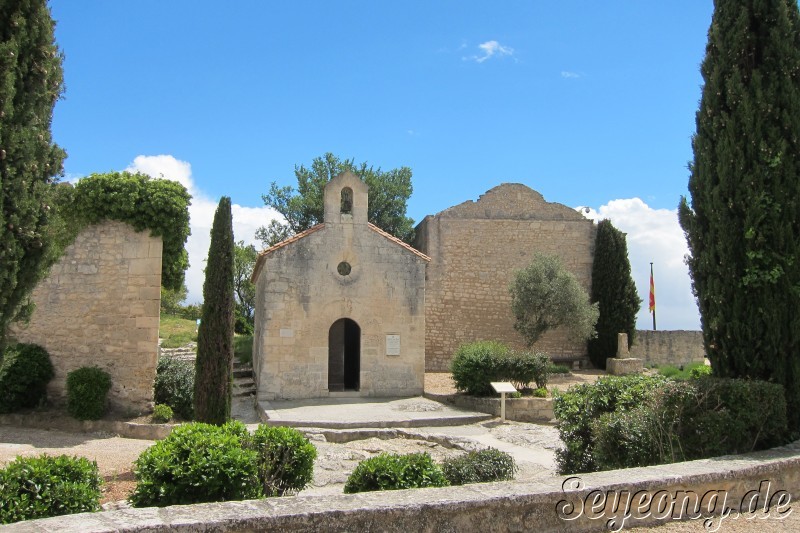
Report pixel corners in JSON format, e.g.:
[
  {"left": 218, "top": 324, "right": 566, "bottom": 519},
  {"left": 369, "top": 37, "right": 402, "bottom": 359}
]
[{"left": 650, "top": 262, "right": 657, "bottom": 331}]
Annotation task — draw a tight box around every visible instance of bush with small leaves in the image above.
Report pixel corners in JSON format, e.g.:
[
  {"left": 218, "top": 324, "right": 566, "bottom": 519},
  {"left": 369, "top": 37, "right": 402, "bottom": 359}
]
[
  {"left": 689, "top": 365, "right": 712, "bottom": 379},
  {"left": 249, "top": 425, "right": 316, "bottom": 496},
  {"left": 66, "top": 366, "right": 111, "bottom": 420},
  {"left": 0, "top": 343, "right": 54, "bottom": 414},
  {"left": 592, "top": 378, "right": 788, "bottom": 471},
  {"left": 343, "top": 452, "right": 449, "bottom": 494},
  {"left": 553, "top": 374, "right": 668, "bottom": 475},
  {"left": 441, "top": 448, "right": 517, "bottom": 486},
  {"left": 450, "top": 341, "right": 510, "bottom": 396},
  {"left": 154, "top": 356, "right": 194, "bottom": 420},
  {"left": 151, "top": 404, "right": 173, "bottom": 423},
  {"left": 0, "top": 454, "right": 102, "bottom": 524},
  {"left": 129, "top": 421, "right": 260, "bottom": 507},
  {"left": 532, "top": 387, "right": 548, "bottom": 398}
]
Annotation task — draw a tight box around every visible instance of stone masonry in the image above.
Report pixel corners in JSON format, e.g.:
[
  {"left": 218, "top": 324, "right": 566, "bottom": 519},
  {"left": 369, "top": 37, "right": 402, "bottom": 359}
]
[
  {"left": 10, "top": 220, "right": 162, "bottom": 413},
  {"left": 630, "top": 330, "right": 706, "bottom": 367},
  {"left": 251, "top": 172, "right": 429, "bottom": 400},
  {"left": 414, "top": 184, "right": 596, "bottom": 371}
]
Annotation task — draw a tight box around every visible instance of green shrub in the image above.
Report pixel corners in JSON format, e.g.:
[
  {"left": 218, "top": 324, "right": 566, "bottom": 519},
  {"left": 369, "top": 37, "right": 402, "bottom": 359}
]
[
  {"left": 441, "top": 448, "right": 517, "bottom": 485},
  {"left": 66, "top": 367, "right": 111, "bottom": 420},
  {"left": 249, "top": 425, "right": 316, "bottom": 496},
  {"left": 151, "top": 404, "right": 173, "bottom": 423},
  {"left": 532, "top": 387, "right": 548, "bottom": 398},
  {"left": 690, "top": 364, "right": 712, "bottom": 378},
  {"left": 0, "top": 343, "right": 54, "bottom": 414},
  {"left": 450, "top": 342, "right": 551, "bottom": 395},
  {"left": 129, "top": 421, "right": 260, "bottom": 507},
  {"left": 548, "top": 363, "right": 571, "bottom": 375},
  {"left": 154, "top": 356, "right": 195, "bottom": 420},
  {"left": 234, "top": 334, "right": 253, "bottom": 365},
  {"left": 553, "top": 374, "right": 668, "bottom": 475},
  {"left": 0, "top": 454, "right": 102, "bottom": 524},
  {"left": 343, "top": 452, "right": 449, "bottom": 494},
  {"left": 450, "top": 341, "right": 510, "bottom": 396},
  {"left": 590, "top": 378, "right": 788, "bottom": 472}
]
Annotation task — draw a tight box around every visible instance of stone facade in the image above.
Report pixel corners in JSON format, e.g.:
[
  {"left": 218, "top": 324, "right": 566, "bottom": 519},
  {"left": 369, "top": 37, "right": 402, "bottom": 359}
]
[
  {"left": 10, "top": 221, "right": 162, "bottom": 413},
  {"left": 251, "top": 172, "right": 429, "bottom": 400},
  {"left": 630, "top": 330, "right": 706, "bottom": 367},
  {"left": 414, "top": 184, "right": 596, "bottom": 371}
]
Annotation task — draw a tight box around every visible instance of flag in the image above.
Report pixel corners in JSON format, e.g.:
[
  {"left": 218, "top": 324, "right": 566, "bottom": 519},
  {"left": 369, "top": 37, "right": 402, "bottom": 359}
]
[{"left": 649, "top": 265, "right": 656, "bottom": 313}]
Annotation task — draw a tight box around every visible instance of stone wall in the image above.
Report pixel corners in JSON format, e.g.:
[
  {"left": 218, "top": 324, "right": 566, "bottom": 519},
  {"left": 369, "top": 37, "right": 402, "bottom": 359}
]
[
  {"left": 415, "top": 184, "right": 595, "bottom": 371},
  {"left": 252, "top": 173, "right": 429, "bottom": 400},
  {"left": 15, "top": 439, "right": 800, "bottom": 532},
  {"left": 630, "top": 330, "right": 706, "bottom": 367},
  {"left": 10, "top": 221, "right": 162, "bottom": 414}
]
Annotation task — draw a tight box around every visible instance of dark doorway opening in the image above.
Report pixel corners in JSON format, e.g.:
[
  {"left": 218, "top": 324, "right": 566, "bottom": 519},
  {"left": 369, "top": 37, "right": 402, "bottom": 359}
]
[{"left": 328, "top": 318, "right": 360, "bottom": 391}]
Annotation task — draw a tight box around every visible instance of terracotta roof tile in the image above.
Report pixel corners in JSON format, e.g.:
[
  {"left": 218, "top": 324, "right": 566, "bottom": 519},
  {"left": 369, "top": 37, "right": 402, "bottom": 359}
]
[{"left": 368, "top": 223, "right": 431, "bottom": 262}]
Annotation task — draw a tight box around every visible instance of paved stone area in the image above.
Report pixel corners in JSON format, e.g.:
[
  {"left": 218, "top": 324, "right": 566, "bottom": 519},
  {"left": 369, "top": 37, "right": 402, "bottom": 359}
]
[{"left": 259, "top": 396, "right": 493, "bottom": 428}]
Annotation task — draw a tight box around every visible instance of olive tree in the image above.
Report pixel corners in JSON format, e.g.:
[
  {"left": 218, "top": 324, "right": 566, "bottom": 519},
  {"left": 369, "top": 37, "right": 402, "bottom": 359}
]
[{"left": 509, "top": 253, "right": 599, "bottom": 347}]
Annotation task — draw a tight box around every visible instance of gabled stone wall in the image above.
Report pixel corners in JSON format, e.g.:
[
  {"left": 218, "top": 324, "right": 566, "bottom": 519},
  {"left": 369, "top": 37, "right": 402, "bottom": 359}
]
[
  {"left": 415, "top": 184, "right": 595, "bottom": 371},
  {"left": 10, "top": 220, "right": 162, "bottom": 414}
]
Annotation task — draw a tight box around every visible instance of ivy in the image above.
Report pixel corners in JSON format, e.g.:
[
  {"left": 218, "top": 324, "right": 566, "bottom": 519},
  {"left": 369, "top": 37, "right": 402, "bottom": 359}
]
[{"left": 51, "top": 172, "right": 191, "bottom": 290}]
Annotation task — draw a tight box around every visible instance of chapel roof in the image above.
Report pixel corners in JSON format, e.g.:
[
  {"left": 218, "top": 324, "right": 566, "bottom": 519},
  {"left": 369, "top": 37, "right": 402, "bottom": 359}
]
[{"left": 250, "top": 222, "right": 429, "bottom": 283}]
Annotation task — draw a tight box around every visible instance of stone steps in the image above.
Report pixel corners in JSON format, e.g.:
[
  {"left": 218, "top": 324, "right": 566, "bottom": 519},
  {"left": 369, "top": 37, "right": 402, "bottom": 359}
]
[{"left": 159, "top": 341, "right": 256, "bottom": 398}]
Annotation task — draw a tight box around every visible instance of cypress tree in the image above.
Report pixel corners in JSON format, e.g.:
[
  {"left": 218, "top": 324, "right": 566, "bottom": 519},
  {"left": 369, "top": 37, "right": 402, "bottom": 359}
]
[
  {"left": 679, "top": 0, "right": 800, "bottom": 431},
  {"left": 587, "top": 220, "right": 641, "bottom": 369},
  {"left": 194, "top": 197, "right": 235, "bottom": 424},
  {"left": 0, "top": 0, "right": 66, "bottom": 348}
]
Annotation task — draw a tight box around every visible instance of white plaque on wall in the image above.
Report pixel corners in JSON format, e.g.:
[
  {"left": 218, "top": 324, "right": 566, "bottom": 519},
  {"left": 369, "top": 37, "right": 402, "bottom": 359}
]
[
  {"left": 386, "top": 334, "right": 401, "bottom": 356},
  {"left": 279, "top": 328, "right": 294, "bottom": 338}
]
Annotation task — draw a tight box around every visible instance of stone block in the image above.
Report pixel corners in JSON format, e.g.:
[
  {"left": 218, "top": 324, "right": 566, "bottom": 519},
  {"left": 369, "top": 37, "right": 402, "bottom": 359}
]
[{"left": 606, "top": 357, "right": 643, "bottom": 376}]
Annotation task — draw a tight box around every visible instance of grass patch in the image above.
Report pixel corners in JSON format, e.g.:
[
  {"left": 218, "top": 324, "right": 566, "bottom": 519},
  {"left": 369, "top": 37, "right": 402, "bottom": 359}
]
[
  {"left": 159, "top": 314, "right": 198, "bottom": 348},
  {"left": 655, "top": 362, "right": 707, "bottom": 380},
  {"left": 235, "top": 335, "right": 253, "bottom": 365},
  {"left": 548, "top": 363, "right": 571, "bottom": 375}
]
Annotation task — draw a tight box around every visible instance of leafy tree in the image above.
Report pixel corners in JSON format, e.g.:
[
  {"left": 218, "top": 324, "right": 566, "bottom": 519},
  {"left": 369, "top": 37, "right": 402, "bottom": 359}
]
[
  {"left": 233, "top": 240, "right": 257, "bottom": 334},
  {"left": 588, "top": 220, "right": 641, "bottom": 369},
  {"left": 257, "top": 152, "right": 415, "bottom": 246},
  {"left": 509, "top": 253, "right": 599, "bottom": 347},
  {"left": 161, "top": 284, "right": 188, "bottom": 316},
  {"left": 678, "top": 0, "right": 800, "bottom": 431},
  {"left": 0, "top": 0, "right": 66, "bottom": 348},
  {"left": 194, "top": 197, "right": 235, "bottom": 425},
  {"left": 67, "top": 172, "right": 191, "bottom": 290}
]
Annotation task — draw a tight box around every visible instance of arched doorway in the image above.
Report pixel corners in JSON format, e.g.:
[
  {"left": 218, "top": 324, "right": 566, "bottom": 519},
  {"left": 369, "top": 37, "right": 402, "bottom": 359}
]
[{"left": 328, "top": 318, "right": 360, "bottom": 391}]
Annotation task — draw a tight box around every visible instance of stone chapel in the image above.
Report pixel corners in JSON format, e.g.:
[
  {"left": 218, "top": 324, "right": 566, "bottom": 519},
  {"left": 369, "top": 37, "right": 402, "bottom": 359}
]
[{"left": 251, "top": 172, "right": 429, "bottom": 400}]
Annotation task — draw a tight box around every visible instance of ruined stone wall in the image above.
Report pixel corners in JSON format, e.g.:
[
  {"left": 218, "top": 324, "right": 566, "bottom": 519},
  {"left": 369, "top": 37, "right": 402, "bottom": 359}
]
[
  {"left": 630, "top": 330, "right": 706, "bottom": 367},
  {"left": 10, "top": 221, "right": 162, "bottom": 414},
  {"left": 415, "top": 184, "right": 595, "bottom": 371}
]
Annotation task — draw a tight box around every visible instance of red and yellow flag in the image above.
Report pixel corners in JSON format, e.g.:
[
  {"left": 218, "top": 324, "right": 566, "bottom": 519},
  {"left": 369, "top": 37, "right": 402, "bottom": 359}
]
[{"left": 649, "top": 265, "right": 656, "bottom": 313}]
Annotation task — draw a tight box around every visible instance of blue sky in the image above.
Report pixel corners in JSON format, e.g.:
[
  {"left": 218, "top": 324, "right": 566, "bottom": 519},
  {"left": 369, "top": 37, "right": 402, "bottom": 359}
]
[{"left": 49, "top": 1, "right": 715, "bottom": 329}]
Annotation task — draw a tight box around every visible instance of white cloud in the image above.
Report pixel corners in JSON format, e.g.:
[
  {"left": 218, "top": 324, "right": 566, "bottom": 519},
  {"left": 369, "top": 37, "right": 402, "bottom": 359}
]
[
  {"left": 561, "top": 71, "right": 581, "bottom": 79},
  {"left": 463, "top": 40, "right": 514, "bottom": 63},
  {"left": 126, "top": 155, "right": 282, "bottom": 305},
  {"left": 577, "top": 199, "right": 700, "bottom": 331}
]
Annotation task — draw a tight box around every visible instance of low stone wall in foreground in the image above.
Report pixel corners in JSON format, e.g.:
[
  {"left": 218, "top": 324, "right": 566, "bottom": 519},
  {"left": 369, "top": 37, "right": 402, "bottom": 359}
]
[{"left": 7, "top": 440, "right": 799, "bottom": 532}]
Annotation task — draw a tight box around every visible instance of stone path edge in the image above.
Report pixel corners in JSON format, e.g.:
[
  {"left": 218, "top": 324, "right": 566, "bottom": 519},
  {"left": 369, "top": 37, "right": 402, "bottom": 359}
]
[{"left": 4, "top": 439, "right": 799, "bottom": 532}]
